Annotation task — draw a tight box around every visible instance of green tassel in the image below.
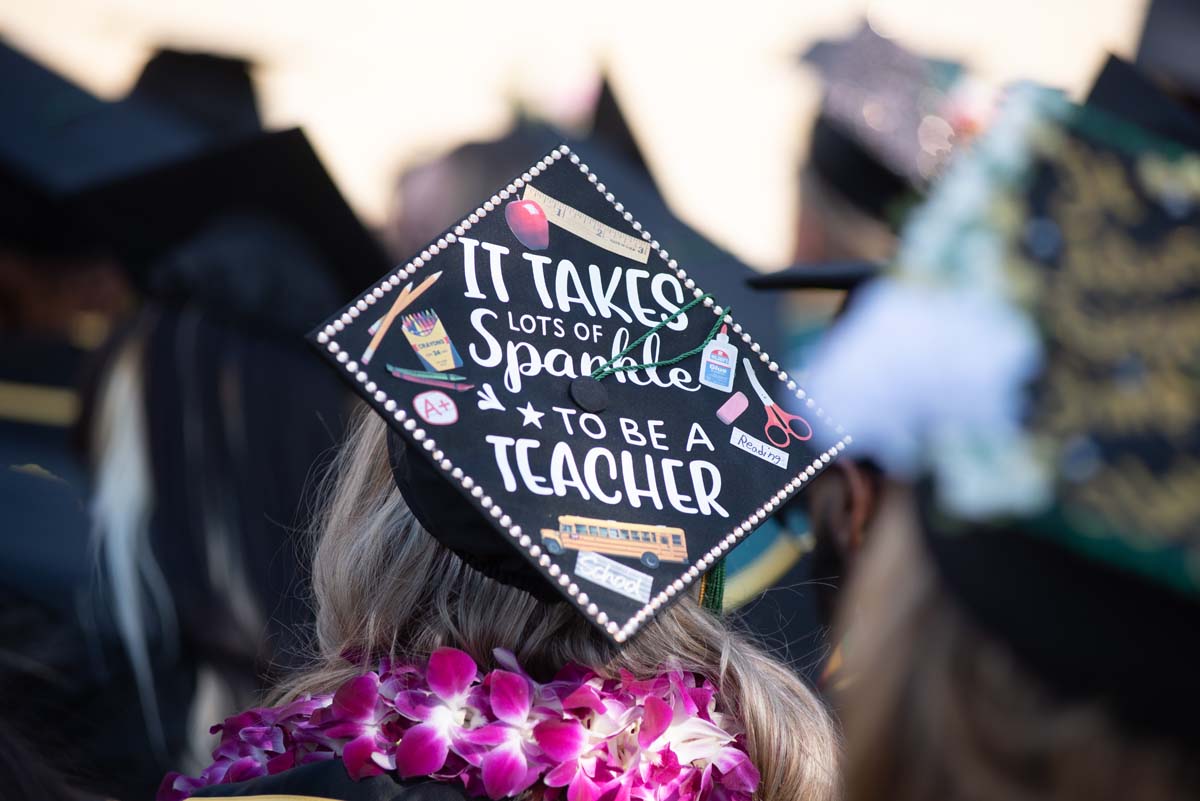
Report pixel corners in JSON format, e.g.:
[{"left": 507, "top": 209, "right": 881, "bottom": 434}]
[{"left": 700, "top": 557, "right": 726, "bottom": 613}]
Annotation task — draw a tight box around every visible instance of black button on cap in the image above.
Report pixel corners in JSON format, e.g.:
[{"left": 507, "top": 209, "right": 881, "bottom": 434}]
[{"left": 569, "top": 377, "right": 609, "bottom": 412}]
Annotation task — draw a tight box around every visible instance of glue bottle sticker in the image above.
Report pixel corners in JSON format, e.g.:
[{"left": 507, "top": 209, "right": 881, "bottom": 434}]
[{"left": 698, "top": 326, "right": 737, "bottom": 393}]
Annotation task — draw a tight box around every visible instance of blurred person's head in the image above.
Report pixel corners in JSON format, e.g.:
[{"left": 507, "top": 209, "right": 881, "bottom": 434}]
[
  {"left": 746, "top": 264, "right": 885, "bottom": 633},
  {"left": 82, "top": 211, "right": 348, "bottom": 751},
  {"left": 803, "top": 78, "right": 1200, "bottom": 801},
  {"left": 837, "top": 490, "right": 1200, "bottom": 801}
]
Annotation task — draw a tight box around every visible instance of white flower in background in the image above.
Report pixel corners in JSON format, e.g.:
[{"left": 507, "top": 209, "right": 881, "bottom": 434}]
[
  {"left": 806, "top": 279, "right": 1051, "bottom": 518},
  {"left": 804, "top": 83, "right": 1067, "bottom": 521}
]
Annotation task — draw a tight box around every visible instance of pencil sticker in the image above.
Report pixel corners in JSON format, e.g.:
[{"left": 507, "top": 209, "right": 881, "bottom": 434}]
[{"left": 360, "top": 271, "right": 443, "bottom": 364}]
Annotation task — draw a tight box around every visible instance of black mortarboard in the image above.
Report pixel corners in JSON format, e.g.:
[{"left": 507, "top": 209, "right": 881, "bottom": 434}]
[
  {"left": 800, "top": 23, "right": 976, "bottom": 228},
  {"left": 1087, "top": 55, "right": 1200, "bottom": 151},
  {"left": 1135, "top": 0, "right": 1200, "bottom": 102},
  {"left": 0, "top": 42, "right": 388, "bottom": 302},
  {"left": 0, "top": 43, "right": 234, "bottom": 251},
  {"left": 807, "top": 85, "right": 1200, "bottom": 739},
  {"left": 589, "top": 76, "right": 650, "bottom": 178},
  {"left": 127, "top": 49, "right": 260, "bottom": 137},
  {"left": 746, "top": 260, "right": 881, "bottom": 292},
  {"left": 310, "top": 144, "right": 851, "bottom": 643},
  {"left": 77, "top": 127, "right": 389, "bottom": 303}
]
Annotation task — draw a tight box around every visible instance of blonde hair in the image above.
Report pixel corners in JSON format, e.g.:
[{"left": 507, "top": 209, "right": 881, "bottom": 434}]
[
  {"left": 278, "top": 408, "right": 841, "bottom": 801},
  {"left": 838, "top": 489, "right": 1200, "bottom": 801}
]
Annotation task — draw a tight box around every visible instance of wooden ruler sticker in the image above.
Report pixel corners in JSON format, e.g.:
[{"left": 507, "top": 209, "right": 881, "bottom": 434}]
[{"left": 523, "top": 185, "right": 650, "bottom": 264}]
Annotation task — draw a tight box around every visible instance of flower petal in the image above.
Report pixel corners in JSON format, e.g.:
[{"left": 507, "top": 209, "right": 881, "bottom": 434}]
[
  {"left": 638, "top": 696, "right": 672, "bottom": 748},
  {"left": 427, "top": 648, "right": 478, "bottom": 700},
  {"left": 343, "top": 734, "right": 385, "bottom": 779},
  {"left": 567, "top": 768, "right": 603, "bottom": 801},
  {"left": 395, "top": 723, "right": 451, "bottom": 778},
  {"left": 562, "top": 685, "right": 606, "bottom": 715},
  {"left": 481, "top": 743, "right": 530, "bottom": 800},
  {"left": 458, "top": 722, "right": 511, "bottom": 747},
  {"left": 489, "top": 670, "right": 532, "bottom": 724},
  {"left": 713, "top": 746, "right": 760, "bottom": 793},
  {"left": 545, "top": 760, "right": 580, "bottom": 788},
  {"left": 661, "top": 715, "right": 735, "bottom": 765},
  {"left": 534, "top": 718, "right": 587, "bottom": 762},
  {"left": 332, "top": 673, "right": 381, "bottom": 722},
  {"left": 225, "top": 756, "right": 268, "bottom": 784}
]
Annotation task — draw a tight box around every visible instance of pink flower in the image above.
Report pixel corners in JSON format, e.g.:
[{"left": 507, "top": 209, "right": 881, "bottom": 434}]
[
  {"left": 156, "top": 650, "right": 758, "bottom": 801},
  {"left": 393, "top": 647, "right": 479, "bottom": 780}
]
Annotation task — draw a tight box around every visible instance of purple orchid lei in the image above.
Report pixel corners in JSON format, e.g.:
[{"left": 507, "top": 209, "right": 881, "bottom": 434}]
[{"left": 159, "top": 648, "right": 759, "bottom": 801}]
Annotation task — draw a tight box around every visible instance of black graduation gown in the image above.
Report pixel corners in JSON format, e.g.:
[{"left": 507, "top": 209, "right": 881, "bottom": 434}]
[{"left": 191, "top": 760, "right": 473, "bottom": 801}]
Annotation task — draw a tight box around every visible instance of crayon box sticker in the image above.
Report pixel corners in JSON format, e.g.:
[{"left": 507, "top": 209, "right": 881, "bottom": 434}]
[{"left": 402, "top": 309, "right": 463, "bottom": 372}]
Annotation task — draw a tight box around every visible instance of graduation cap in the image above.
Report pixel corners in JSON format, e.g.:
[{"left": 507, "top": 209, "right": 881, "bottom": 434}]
[
  {"left": 1135, "top": 0, "right": 1200, "bottom": 103},
  {"left": 0, "top": 41, "right": 388, "bottom": 301},
  {"left": 310, "top": 144, "right": 851, "bottom": 644},
  {"left": 800, "top": 22, "right": 982, "bottom": 229},
  {"left": 0, "top": 43, "right": 243, "bottom": 252},
  {"left": 78, "top": 127, "right": 389, "bottom": 304},
  {"left": 746, "top": 260, "right": 881, "bottom": 292},
  {"left": 589, "top": 75, "right": 650, "bottom": 178},
  {"left": 1087, "top": 55, "right": 1200, "bottom": 152},
  {"left": 806, "top": 84, "right": 1200, "bottom": 739}
]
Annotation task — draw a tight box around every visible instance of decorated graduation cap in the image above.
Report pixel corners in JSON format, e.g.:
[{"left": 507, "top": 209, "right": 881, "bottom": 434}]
[
  {"left": 310, "top": 144, "right": 851, "bottom": 643},
  {"left": 800, "top": 22, "right": 989, "bottom": 229},
  {"left": 806, "top": 83, "right": 1200, "bottom": 738}
]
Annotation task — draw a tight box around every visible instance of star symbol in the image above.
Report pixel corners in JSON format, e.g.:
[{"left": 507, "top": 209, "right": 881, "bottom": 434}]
[{"left": 517, "top": 401, "right": 545, "bottom": 429}]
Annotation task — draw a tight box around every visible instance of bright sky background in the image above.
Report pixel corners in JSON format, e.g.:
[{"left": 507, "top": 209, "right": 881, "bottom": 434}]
[{"left": 3, "top": 0, "right": 1148, "bottom": 268}]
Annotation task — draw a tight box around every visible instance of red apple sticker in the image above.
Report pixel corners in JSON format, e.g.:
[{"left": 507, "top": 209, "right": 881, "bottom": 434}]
[{"left": 504, "top": 199, "right": 549, "bottom": 250}]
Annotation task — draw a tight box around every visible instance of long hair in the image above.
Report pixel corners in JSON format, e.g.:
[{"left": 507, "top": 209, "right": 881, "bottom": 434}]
[
  {"left": 277, "top": 408, "right": 841, "bottom": 801},
  {"left": 838, "top": 489, "right": 1200, "bottom": 801}
]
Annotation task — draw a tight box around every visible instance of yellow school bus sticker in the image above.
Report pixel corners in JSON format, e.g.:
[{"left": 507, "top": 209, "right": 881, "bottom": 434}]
[{"left": 540, "top": 514, "right": 687, "bottom": 569}]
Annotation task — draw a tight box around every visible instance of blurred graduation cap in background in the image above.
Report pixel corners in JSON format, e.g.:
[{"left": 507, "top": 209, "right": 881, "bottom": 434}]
[
  {"left": 798, "top": 22, "right": 989, "bottom": 236},
  {"left": 1134, "top": 0, "right": 1200, "bottom": 107},
  {"left": 1086, "top": 0, "right": 1200, "bottom": 153},
  {"left": 588, "top": 74, "right": 650, "bottom": 178},
  {"left": 805, "top": 80, "right": 1200, "bottom": 738},
  {"left": 746, "top": 260, "right": 881, "bottom": 292},
  {"left": 0, "top": 42, "right": 218, "bottom": 253},
  {"left": 0, "top": 40, "right": 389, "bottom": 314}
]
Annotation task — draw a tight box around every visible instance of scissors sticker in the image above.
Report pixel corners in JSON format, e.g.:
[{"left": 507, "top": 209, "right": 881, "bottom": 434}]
[{"left": 743, "top": 358, "right": 812, "bottom": 448}]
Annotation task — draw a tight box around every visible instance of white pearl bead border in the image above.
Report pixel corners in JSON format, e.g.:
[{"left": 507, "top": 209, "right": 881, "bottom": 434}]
[{"left": 313, "top": 143, "right": 852, "bottom": 645}]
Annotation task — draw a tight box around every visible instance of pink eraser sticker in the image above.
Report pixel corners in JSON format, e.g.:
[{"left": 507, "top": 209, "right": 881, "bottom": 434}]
[{"left": 716, "top": 391, "right": 749, "bottom": 424}]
